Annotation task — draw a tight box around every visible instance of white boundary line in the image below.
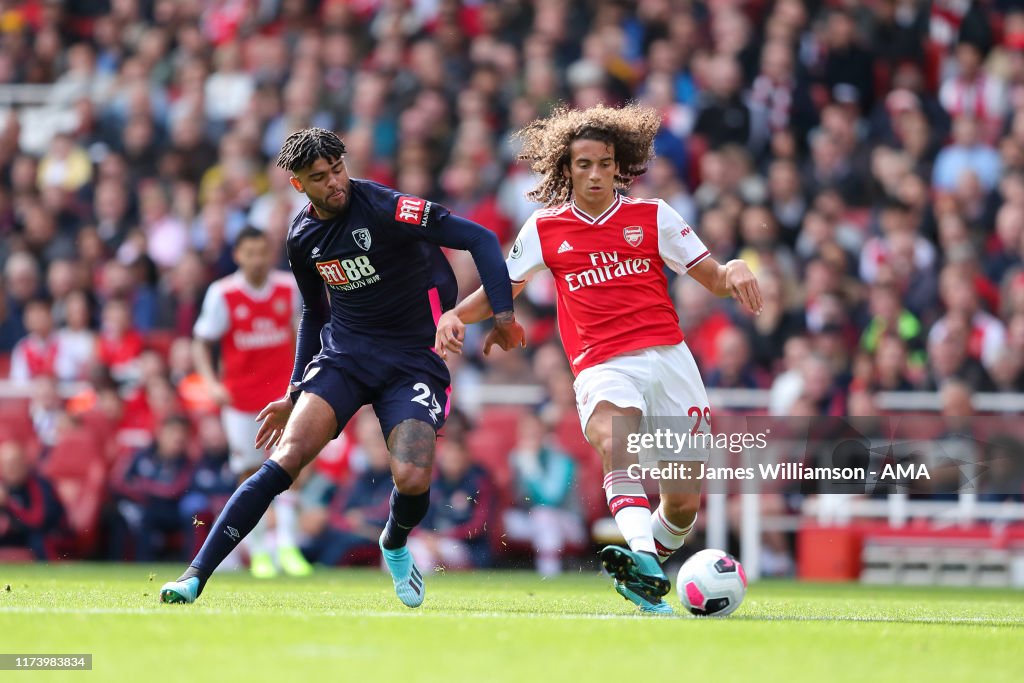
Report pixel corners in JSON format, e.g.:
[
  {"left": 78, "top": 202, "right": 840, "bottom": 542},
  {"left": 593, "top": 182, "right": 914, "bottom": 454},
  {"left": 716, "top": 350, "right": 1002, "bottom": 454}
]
[{"left": 1, "top": 606, "right": 1022, "bottom": 625}]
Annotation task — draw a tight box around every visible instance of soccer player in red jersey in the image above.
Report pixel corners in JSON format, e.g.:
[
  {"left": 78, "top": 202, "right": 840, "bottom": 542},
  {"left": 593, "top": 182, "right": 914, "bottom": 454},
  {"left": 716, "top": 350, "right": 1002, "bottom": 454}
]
[
  {"left": 192, "top": 227, "right": 312, "bottom": 578},
  {"left": 436, "top": 104, "right": 762, "bottom": 614}
]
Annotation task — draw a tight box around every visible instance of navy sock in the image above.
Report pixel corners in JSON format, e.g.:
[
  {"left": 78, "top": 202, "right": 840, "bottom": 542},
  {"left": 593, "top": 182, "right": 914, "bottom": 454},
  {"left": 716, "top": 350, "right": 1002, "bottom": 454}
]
[
  {"left": 180, "top": 460, "right": 293, "bottom": 595},
  {"left": 380, "top": 487, "right": 430, "bottom": 550}
]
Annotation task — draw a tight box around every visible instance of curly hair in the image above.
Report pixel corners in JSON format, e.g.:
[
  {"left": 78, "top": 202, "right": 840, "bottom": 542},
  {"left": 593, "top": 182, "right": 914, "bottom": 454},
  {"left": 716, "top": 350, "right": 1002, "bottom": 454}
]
[
  {"left": 514, "top": 103, "right": 661, "bottom": 206},
  {"left": 276, "top": 127, "right": 347, "bottom": 173}
]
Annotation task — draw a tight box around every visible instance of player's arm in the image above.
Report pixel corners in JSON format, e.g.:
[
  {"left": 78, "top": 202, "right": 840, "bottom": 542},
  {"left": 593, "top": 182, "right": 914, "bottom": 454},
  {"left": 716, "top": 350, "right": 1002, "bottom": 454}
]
[
  {"left": 427, "top": 213, "right": 516, "bottom": 317},
  {"left": 192, "top": 282, "right": 231, "bottom": 405},
  {"left": 687, "top": 257, "right": 762, "bottom": 315},
  {"left": 192, "top": 339, "right": 230, "bottom": 406},
  {"left": 286, "top": 250, "right": 330, "bottom": 399},
  {"left": 436, "top": 214, "right": 546, "bottom": 357},
  {"left": 655, "top": 199, "right": 762, "bottom": 315},
  {"left": 424, "top": 211, "right": 526, "bottom": 356}
]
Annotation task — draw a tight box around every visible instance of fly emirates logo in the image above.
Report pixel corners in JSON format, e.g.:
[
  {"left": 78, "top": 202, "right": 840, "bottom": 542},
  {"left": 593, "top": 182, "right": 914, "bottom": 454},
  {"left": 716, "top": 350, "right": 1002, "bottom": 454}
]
[{"left": 565, "top": 251, "right": 651, "bottom": 292}]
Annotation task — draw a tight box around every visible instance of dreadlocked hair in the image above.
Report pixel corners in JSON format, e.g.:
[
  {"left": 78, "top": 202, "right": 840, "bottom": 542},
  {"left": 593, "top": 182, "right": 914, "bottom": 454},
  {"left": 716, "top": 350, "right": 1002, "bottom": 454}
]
[
  {"left": 275, "top": 127, "right": 347, "bottom": 173},
  {"left": 514, "top": 103, "right": 661, "bottom": 207}
]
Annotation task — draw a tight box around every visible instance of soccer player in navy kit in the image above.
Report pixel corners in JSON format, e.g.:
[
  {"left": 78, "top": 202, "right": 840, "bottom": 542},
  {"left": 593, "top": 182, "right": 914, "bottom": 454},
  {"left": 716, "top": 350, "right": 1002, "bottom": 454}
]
[{"left": 161, "top": 128, "right": 525, "bottom": 606}]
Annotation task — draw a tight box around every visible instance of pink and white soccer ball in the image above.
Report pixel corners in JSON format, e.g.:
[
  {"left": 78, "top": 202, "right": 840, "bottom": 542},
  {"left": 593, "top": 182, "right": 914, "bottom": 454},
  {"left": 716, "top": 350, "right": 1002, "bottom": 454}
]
[{"left": 676, "top": 548, "right": 747, "bottom": 617}]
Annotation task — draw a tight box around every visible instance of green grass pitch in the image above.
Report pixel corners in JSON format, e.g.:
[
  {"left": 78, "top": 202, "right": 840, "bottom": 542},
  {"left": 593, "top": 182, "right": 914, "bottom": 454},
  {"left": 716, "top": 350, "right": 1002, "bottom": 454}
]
[{"left": 1, "top": 563, "right": 1022, "bottom": 682}]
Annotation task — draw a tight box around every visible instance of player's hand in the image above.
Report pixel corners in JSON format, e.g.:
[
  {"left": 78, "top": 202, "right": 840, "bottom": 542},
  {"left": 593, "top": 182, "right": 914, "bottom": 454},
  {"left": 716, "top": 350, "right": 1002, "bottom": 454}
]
[
  {"left": 725, "top": 260, "right": 763, "bottom": 316},
  {"left": 208, "top": 381, "right": 232, "bottom": 406},
  {"left": 434, "top": 310, "right": 465, "bottom": 360},
  {"left": 483, "top": 312, "right": 527, "bottom": 356},
  {"left": 254, "top": 398, "right": 293, "bottom": 450}
]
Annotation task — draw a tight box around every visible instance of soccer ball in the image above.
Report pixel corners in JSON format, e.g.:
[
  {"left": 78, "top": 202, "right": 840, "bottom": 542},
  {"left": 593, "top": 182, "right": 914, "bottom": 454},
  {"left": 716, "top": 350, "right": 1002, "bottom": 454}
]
[{"left": 676, "top": 548, "right": 747, "bottom": 617}]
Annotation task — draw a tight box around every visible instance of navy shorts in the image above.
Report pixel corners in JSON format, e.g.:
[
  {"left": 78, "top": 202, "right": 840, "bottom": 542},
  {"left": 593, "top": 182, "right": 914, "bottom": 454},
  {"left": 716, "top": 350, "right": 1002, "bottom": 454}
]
[{"left": 295, "top": 344, "right": 451, "bottom": 440}]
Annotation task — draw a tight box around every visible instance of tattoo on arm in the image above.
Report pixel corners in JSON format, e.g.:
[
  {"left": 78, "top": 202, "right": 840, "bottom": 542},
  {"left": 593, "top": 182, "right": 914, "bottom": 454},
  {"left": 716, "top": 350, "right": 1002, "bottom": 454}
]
[{"left": 387, "top": 419, "right": 436, "bottom": 469}]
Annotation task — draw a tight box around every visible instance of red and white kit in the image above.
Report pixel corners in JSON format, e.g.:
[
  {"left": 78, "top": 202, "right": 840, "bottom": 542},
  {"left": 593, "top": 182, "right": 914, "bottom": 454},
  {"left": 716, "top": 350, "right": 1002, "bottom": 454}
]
[
  {"left": 194, "top": 271, "right": 299, "bottom": 472},
  {"left": 506, "top": 195, "right": 712, "bottom": 460}
]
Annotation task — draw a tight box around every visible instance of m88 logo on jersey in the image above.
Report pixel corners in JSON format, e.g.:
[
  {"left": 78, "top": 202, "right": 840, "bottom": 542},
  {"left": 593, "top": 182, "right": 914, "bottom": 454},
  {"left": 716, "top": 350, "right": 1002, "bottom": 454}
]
[{"left": 316, "top": 256, "right": 377, "bottom": 286}]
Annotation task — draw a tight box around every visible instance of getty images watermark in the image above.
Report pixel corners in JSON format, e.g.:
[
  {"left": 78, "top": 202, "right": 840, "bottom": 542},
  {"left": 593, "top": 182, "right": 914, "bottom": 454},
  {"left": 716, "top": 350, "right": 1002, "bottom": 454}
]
[{"left": 606, "top": 415, "right": 996, "bottom": 495}]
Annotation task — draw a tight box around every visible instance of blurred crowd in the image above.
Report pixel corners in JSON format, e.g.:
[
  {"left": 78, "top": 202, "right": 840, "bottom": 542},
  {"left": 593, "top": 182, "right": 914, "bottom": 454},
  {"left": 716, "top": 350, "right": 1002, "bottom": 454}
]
[{"left": 4, "top": 0, "right": 1024, "bottom": 566}]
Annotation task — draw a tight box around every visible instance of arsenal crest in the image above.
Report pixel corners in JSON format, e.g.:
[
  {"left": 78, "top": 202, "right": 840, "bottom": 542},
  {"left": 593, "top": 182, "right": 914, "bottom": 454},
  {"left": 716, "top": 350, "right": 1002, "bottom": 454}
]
[
  {"left": 353, "top": 228, "right": 372, "bottom": 251},
  {"left": 623, "top": 225, "right": 644, "bottom": 247}
]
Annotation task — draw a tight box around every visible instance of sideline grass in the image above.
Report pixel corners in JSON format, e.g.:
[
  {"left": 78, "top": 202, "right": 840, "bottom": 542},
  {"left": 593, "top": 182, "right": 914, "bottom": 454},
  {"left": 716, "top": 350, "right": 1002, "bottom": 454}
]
[{"left": 1, "top": 563, "right": 1022, "bottom": 682}]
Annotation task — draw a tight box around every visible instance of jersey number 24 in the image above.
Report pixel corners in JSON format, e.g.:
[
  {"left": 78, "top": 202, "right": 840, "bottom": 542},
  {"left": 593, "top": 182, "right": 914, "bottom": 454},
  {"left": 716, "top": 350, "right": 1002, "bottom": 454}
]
[{"left": 411, "top": 383, "right": 443, "bottom": 423}]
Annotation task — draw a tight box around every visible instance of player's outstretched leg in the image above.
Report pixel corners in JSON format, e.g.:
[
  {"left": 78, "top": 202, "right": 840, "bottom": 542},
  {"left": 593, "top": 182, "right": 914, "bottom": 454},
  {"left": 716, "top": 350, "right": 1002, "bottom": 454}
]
[
  {"left": 651, "top": 501, "right": 697, "bottom": 563},
  {"left": 161, "top": 460, "right": 294, "bottom": 603},
  {"left": 378, "top": 486, "right": 431, "bottom": 608},
  {"left": 160, "top": 576, "right": 200, "bottom": 604},
  {"left": 600, "top": 545, "right": 673, "bottom": 614},
  {"left": 379, "top": 419, "right": 435, "bottom": 608},
  {"left": 379, "top": 529, "right": 426, "bottom": 608}
]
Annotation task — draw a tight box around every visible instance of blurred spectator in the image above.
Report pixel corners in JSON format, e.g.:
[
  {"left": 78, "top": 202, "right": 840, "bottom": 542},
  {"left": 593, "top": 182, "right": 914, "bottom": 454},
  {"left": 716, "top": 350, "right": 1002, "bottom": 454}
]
[
  {"left": 409, "top": 437, "right": 496, "bottom": 571},
  {"left": 503, "top": 411, "right": 584, "bottom": 576},
  {"left": 96, "top": 298, "right": 144, "bottom": 390},
  {"left": 36, "top": 133, "right": 92, "bottom": 193},
  {"left": 693, "top": 55, "right": 751, "bottom": 151},
  {"left": 748, "top": 40, "right": 818, "bottom": 150},
  {"left": 29, "top": 376, "right": 67, "bottom": 456},
  {"left": 822, "top": 9, "right": 877, "bottom": 115},
  {"left": 3, "top": 252, "right": 42, "bottom": 347},
  {"left": 929, "top": 264, "right": 1006, "bottom": 371},
  {"left": 109, "top": 415, "right": 193, "bottom": 561},
  {"left": 8, "top": 298, "right": 58, "bottom": 385},
  {"left": 860, "top": 282, "right": 926, "bottom": 366},
  {"left": 798, "top": 353, "right": 847, "bottom": 416},
  {"left": 978, "top": 436, "right": 1024, "bottom": 502},
  {"left": 54, "top": 290, "right": 97, "bottom": 385},
  {"left": 706, "top": 326, "right": 765, "bottom": 389},
  {"left": 766, "top": 159, "right": 808, "bottom": 245},
  {"left": 922, "top": 314, "right": 995, "bottom": 391},
  {"left": 870, "top": 334, "right": 919, "bottom": 392},
  {"left": 932, "top": 115, "right": 1002, "bottom": 192},
  {"left": 738, "top": 272, "right": 804, "bottom": 374},
  {"left": 986, "top": 203, "right": 1024, "bottom": 284},
  {"left": 674, "top": 277, "right": 732, "bottom": 370},
  {"left": 0, "top": 440, "right": 66, "bottom": 560},
  {"left": 939, "top": 39, "right": 1007, "bottom": 143}
]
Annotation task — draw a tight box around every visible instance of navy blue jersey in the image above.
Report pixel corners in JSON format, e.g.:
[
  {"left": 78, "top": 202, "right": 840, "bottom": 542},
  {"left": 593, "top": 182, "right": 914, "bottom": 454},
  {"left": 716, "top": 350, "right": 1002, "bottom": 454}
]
[{"left": 287, "top": 179, "right": 512, "bottom": 385}]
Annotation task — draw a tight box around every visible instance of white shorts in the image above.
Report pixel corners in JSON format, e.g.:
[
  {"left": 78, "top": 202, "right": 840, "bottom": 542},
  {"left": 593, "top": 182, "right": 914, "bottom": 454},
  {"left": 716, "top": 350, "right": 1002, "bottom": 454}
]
[
  {"left": 573, "top": 342, "right": 711, "bottom": 463},
  {"left": 222, "top": 406, "right": 272, "bottom": 475}
]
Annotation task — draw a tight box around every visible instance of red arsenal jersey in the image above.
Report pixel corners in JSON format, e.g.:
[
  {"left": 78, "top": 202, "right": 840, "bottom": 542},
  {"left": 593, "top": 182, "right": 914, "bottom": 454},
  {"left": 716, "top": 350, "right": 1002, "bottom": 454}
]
[
  {"left": 194, "top": 271, "right": 299, "bottom": 412},
  {"left": 506, "top": 195, "right": 709, "bottom": 375}
]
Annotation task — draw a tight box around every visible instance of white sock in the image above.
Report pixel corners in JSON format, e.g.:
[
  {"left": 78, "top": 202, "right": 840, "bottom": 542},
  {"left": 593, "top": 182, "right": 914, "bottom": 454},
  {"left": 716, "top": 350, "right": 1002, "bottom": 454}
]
[
  {"left": 248, "top": 513, "right": 269, "bottom": 557},
  {"left": 651, "top": 507, "right": 696, "bottom": 562},
  {"left": 537, "top": 554, "right": 561, "bottom": 577},
  {"left": 274, "top": 491, "right": 300, "bottom": 549},
  {"left": 604, "top": 470, "right": 655, "bottom": 555}
]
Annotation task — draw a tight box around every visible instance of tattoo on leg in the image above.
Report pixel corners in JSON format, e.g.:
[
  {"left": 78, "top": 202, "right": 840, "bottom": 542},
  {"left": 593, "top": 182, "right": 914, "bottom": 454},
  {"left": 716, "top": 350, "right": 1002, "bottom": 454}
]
[{"left": 387, "top": 419, "right": 435, "bottom": 469}]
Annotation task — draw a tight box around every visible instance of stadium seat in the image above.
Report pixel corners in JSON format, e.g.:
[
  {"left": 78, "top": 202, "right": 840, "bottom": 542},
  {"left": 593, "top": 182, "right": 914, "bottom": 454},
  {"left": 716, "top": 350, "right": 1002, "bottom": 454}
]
[
  {"left": 0, "top": 547, "right": 35, "bottom": 563},
  {"left": 0, "top": 399, "right": 41, "bottom": 462},
  {"left": 466, "top": 406, "right": 524, "bottom": 491},
  {"left": 39, "top": 429, "right": 108, "bottom": 558},
  {"left": 143, "top": 331, "right": 176, "bottom": 361},
  {"left": 74, "top": 410, "right": 120, "bottom": 466}
]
